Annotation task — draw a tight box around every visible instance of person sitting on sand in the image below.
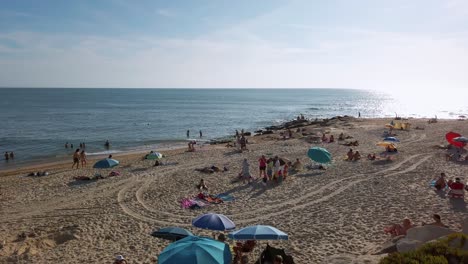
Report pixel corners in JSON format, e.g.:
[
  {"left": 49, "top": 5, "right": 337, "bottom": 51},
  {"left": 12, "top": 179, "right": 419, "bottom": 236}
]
[
  {"left": 346, "top": 149, "right": 354, "bottom": 161},
  {"left": 353, "top": 151, "right": 361, "bottom": 161},
  {"left": 367, "top": 153, "right": 376, "bottom": 160},
  {"left": 114, "top": 255, "right": 128, "bottom": 264},
  {"left": 448, "top": 177, "right": 465, "bottom": 197},
  {"left": 384, "top": 218, "right": 414, "bottom": 237},
  {"left": 329, "top": 135, "right": 335, "bottom": 143},
  {"left": 197, "top": 179, "right": 208, "bottom": 191},
  {"left": 321, "top": 133, "right": 328, "bottom": 142},
  {"left": 422, "top": 214, "right": 448, "bottom": 228},
  {"left": 292, "top": 158, "right": 303, "bottom": 171},
  {"left": 434, "top": 173, "right": 447, "bottom": 190},
  {"left": 338, "top": 133, "right": 345, "bottom": 141}
]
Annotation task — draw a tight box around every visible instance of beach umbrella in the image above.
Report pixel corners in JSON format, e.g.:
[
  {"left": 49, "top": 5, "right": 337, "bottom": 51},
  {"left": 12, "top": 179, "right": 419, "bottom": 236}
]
[
  {"left": 146, "top": 152, "right": 163, "bottom": 160},
  {"left": 454, "top": 137, "right": 468, "bottom": 143},
  {"left": 446, "top": 132, "right": 466, "bottom": 148},
  {"left": 307, "top": 147, "right": 332, "bottom": 164},
  {"left": 192, "top": 213, "right": 235, "bottom": 231},
  {"left": 93, "top": 158, "right": 119, "bottom": 168},
  {"left": 228, "top": 225, "right": 288, "bottom": 240},
  {"left": 376, "top": 142, "right": 396, "bottom": 147},
  {"left": 151, "top": 227, "right": 194, "bottom": 241},
  {"left": 383, "top": 137, "right": 400, "bottom": 142},
  {"left": 158, "top": 236, "right": 232, "bottom": 264}
]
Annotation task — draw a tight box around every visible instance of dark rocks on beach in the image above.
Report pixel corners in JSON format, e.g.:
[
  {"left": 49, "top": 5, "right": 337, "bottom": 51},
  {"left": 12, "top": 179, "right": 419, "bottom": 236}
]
[{"left": 243, "top": 132, "right": 251, "bottom": 136}]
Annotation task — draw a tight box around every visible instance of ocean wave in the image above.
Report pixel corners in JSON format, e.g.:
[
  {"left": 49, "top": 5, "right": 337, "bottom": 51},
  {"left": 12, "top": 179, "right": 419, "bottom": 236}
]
[{"left": 86, "top": 150, "right": 123, "bottom": 156}]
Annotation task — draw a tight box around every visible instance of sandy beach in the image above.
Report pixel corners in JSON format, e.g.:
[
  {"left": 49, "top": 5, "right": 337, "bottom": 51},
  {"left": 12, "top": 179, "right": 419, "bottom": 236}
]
[{"left": 1, "top": 117, "right": 467, "bottom": 263}]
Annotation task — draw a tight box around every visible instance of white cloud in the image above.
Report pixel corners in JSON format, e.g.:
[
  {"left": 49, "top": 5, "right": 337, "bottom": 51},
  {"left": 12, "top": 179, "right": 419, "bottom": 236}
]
[
  {"left": 156, "top": 8, "right": 175, "bottom": 18},
  {"left": 0, "top": 25, "right": 468, "bottom": 93}
]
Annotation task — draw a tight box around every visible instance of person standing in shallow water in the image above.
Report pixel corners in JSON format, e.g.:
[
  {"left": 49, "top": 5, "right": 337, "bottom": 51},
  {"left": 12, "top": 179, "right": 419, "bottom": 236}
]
[
  {"left": 9, "top": 152, "right": 14, "bottom": 160},
  {"left": 72, "top": 149, "right": 80, "bottom": 169},
  {"left": 186, "top": 130, "right": 190, "bottom": 138},
  {"left": 4, "top": 152, "right": 9, "bottom": 161},
  {"left": 199, "top": 130, "right": 202, "bottom": 138}
]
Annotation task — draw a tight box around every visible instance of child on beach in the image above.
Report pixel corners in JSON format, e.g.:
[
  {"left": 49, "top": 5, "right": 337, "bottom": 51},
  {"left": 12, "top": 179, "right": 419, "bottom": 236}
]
[
  {"left": 267, "top": 159, "right": 274, "bottom": 180},
  {"left": 283, "top": 162, "right": 289, "bottom": 180}
]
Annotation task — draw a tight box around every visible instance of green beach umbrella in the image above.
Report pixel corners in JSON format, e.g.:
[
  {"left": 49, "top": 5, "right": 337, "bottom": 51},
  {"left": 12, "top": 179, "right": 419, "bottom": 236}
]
[{"left": 307, "top": 147, "right": 332, "bottom": 164}]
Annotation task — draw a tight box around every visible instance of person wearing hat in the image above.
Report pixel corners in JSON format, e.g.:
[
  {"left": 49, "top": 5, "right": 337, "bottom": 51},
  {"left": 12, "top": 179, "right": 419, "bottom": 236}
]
[{"left": 114, "top": 255, "right": 128, "bottom": 264}]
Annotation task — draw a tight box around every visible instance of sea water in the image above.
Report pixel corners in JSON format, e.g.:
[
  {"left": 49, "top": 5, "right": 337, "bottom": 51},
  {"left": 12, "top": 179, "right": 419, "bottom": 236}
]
[{"left": 0, "top": 88, "right": 466, "bottom": 169}]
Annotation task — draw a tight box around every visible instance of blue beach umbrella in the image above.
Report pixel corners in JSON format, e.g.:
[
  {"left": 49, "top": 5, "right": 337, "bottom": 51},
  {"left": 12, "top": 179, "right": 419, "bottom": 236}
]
[
  {"left": 158, "top": 236, "right": 232, "bottom": 264},
  {"left": 192, "top": 213, "right": 235, "bottom": 231},
  {"left": 228, "top": 225, "right": 288, "bottom": 240},
  {"left": 383, "top": 137, "right": 400, "bottom": 142},
  {"left": 151, "top": 227, "right": 194, "bottom": 241},
  {"left": 93, "top": 158, "right": 119, "bottom": 168},
  {"left": 307, "top": 147, "right": 332, "bottom": 164}
]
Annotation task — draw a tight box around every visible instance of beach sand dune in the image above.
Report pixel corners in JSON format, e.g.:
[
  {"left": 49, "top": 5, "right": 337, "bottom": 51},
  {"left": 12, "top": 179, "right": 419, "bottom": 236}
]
[{"left": 1, "top": 118, "right": 467, "bottom": 263}]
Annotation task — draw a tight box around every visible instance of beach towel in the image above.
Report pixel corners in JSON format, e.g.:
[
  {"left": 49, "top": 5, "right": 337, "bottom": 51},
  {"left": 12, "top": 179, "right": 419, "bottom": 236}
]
[
  {"left": 216, "top": 193, "right": 235, "bottom": 202},
  {"left": 204, "top": 196, "right": 223, "bottom": 204}
]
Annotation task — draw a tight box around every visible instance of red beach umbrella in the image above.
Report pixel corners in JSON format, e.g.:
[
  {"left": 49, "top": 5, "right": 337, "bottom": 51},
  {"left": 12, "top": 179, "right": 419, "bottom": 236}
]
[{"left": 445, "top": 132, "right": 466, "bottom": 148}]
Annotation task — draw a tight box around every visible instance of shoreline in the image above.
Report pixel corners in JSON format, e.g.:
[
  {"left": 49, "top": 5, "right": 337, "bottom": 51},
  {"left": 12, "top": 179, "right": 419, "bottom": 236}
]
[{"left": 1, "top": 116, "right": 462, "bottom": 175}]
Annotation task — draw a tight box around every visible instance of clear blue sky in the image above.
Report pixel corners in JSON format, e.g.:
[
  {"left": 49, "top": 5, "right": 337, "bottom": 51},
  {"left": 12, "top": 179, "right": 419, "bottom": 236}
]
[{"left": 0, "top": 0, "right": 467, "bottom": 91}]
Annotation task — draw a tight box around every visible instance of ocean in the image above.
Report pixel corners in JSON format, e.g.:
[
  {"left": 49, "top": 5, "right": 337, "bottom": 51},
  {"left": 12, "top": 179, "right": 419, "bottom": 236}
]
[{"left": 0, "top": 88, "right": 466, "bottom": 169}]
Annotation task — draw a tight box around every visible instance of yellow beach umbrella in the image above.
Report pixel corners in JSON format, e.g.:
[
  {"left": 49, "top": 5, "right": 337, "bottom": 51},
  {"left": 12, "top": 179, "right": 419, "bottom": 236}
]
[{"left": 376, "top": 142, "right": 395, "bottom": 147}]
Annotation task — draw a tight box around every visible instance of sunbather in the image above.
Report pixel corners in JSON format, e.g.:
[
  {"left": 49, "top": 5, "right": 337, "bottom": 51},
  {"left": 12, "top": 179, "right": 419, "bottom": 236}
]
[
  {"left": 367, "top": 153, "right": 376, "bottom": 160},
  {"left": 329, "top": 135, "right": 335, "bottom": 143},
  {"left": 321, "top": 134, "right": 328, "bottom": 142},
  {"left": 338, "top": 133, "right": 345, "bottom": 141},
  {"left": 434, "top": 173, "right": 447, "bottom": 190},
  {"left": 292, "top": 158, "right": 303, "bottom": 171},
  {"left": 353, "top": 151, "right": 361, "bottom": 161},
  {"left": 346, "top": 149, "right": 354, "bottom": 161},
  {"left": 422, "top": 214, "right": 448, "bottom": 228},
  {"left": 448, "top": 178, "right": 465, "bottom": 198},
  {"left": 384, "top": 218, "right": 413, "bottom": 237}
]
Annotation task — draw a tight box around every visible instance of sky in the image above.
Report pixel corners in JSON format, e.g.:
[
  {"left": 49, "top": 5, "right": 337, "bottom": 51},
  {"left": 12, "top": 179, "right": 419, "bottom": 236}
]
[{"left": 0, "top": 0, "right": 467, "bottom": 91}]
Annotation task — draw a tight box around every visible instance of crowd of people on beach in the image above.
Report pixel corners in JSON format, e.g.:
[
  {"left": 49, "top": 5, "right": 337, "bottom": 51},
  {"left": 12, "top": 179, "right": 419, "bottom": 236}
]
[{"left": 236, "top": 155, "right": 303, "bottom": 185}]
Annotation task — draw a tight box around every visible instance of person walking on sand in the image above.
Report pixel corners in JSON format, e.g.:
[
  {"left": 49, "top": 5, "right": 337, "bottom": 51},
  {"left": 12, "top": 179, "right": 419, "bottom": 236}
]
[
  {"left": 199, "top": 130, "right": 202, "bottom": 138},
  {"left": 80, "top": 150, "right": 87, "bottom": 168},
  {"left": 72, "top": 149, "right": 80, "bottom": 169}
]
